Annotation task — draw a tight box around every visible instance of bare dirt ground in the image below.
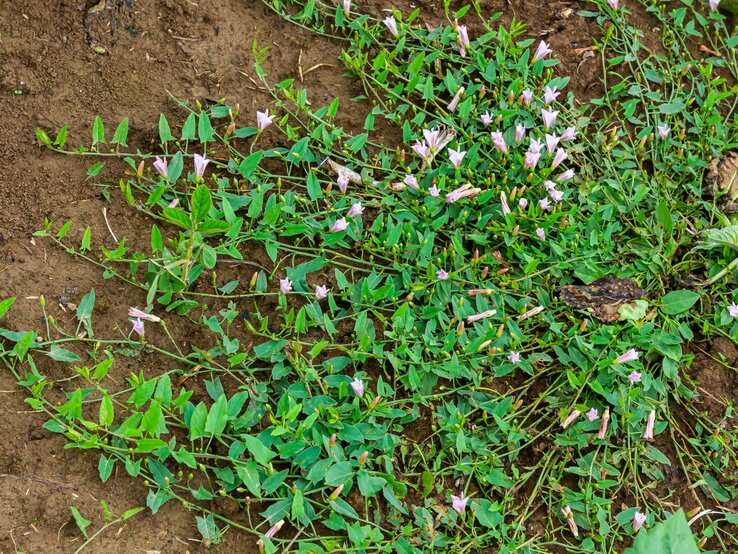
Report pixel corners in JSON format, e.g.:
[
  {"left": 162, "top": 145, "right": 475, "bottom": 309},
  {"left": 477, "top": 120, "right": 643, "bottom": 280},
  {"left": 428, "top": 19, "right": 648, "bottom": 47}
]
[{"left": 2, "top": 1, "right": 714, "bottom": 552}]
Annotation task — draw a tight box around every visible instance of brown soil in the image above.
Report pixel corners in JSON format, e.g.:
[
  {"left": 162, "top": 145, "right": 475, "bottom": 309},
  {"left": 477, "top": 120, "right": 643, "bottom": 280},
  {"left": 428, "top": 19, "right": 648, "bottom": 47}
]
[{"left": 0, "top": 0, "right": 729, "bottom": 552}]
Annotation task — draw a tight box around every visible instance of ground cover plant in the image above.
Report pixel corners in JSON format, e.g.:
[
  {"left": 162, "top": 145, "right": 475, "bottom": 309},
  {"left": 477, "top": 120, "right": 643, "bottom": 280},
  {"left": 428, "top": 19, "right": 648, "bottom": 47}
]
[{"left": 2, "top": 0, "right": 738, "bottom": 551}]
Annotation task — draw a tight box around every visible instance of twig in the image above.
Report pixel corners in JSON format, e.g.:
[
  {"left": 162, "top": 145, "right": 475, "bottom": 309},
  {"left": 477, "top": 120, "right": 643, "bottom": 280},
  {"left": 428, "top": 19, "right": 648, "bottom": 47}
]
[{"left": 102, "top": 208, "right": 118, "bottom": 243}]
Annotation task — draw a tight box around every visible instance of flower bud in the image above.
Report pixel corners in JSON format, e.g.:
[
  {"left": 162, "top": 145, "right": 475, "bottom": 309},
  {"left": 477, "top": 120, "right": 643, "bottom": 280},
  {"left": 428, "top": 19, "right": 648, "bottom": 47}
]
[
  {"left": 329, "top": 433, "right": 337, "bottom": 448},
  {"left": 137, "top": 159, "right": 145, "bottom": 177},
  {"left": 358, "top": 451, "right": 369, "bottom": 465},
  {"left": 329, "top": 484, "right": 344, "bottom": 500}
]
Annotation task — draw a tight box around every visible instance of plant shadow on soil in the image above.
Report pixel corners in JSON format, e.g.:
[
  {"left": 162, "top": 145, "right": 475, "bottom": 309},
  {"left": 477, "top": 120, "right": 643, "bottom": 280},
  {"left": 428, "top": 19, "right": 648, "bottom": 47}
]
[{"left": 0, "top": 0, "right": 733, "bottom": 552}]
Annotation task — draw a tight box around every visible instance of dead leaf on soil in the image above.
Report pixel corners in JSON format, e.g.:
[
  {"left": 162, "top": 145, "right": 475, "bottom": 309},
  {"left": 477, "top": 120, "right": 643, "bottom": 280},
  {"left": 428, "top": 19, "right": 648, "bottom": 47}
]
[
  {"left": 705, "top": 151, "right": 738, "bottom": 213},
  {"left": 556, "top": 276, "right": 646, "bottom": 322}
]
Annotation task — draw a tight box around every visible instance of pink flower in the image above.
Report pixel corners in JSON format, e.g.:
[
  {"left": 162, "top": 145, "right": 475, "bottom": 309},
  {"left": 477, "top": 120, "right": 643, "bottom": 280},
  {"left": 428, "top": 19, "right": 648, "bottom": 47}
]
[
  {"left": 167, "top": 198, "right": 179, "bottom": 208},
  {"left": 628, "top": 370, "right": 642, "bottom": 383},
  {"left": 383, "top": 15, "right": 398, "bottom": 37},
  {"left": 542, "top": 109, "right": 559, "bottom": 130},
  {"left": 710, "top": 0, "right": 720, "bottom": 10},
  {"left": 404, "top": 175, "right": 419, "bottom": 189},
  {"left": 524, "top": 150, "right": 541, "bottom": 169},
  {"left": 561, "top": 409, "right": 580, "bottom": 429},
  {"left": 551, "top": 148, "right": 567, "bottom": 169},
  {"left": 447, "top": 87, "right": 465, "bottom": 112},
  {"left": 561, "top": 127, "right": 578, "bottom": 141},
  {"left": 315, "top": 285, "right": 329, "bottom": 300},
  {"left": 350, "top": 378, "right": 365, "bottom": 397},
  {"left": 539, "top": 198, "right": 551, "bottom": 210},
  {"left": 153, "top": 157, "right": 168, "bottom": 177},
  {"left": 343, "top": 0, "right": 351, "bottom": 15},
  {"left": 436, "top": 270, "right": 449, "bottom": 280},
  {"left": 448, "top": 147, "right": 466, "bottom": 168},
  {"left": 657, "top": 124, "right": 670, "bottom": 140},
  {"left": 500, "top": 191, "right": 511, "bottom": 215},
  {"left": 466, "top": 309, "right": 496, "bottom": 323},
  {"left": 193, "top": 154, "right": 209, "bottom": 179},
  {"left": 586, "top": 408, "right": 599, "bottom": 421},
  {"left": 451, "top": 493, "right": 468, "bottom": 514},
  {"left": 257, "top": 519, "right": 285, "bottom": 553},
  {"left": 545, "top": 134, "right": 560, "bottom": 154},
  {"left": 347, "top": 202, "right": 364, "bottom": 218},
  {"left": 412, "top": 141, "right": 430, "bottom": 160},
  {"left": 518, "top": 198, "right": 528, "bottom": 209},
  {"left": 544, "top": 86, "right": 560, "bottom": 104},
  {"left": 562, "top": 505, "right": 579, "bottom": 537},
  {"left": 643, "top": 409, "right": 656, "bottom": 440},
  {"left": 557, "top": 169, "right": 575, "bottom": 182},
  {"left": 549, "top": 188, "right": 564, "bottom": 203},
  {"left": 633, "top": 512, "right": 646, "bottom": 531},
  {"left": 544, "top": 180, "right": 557, "bottom": 190},
  {"left": 598, "top": 408, "right": 610, "bottom": 439},
  {"left": 128, "top": 307, "right": 161, "bottom": 322},
  {"left": 457, "top": 25, "right": 470, "bottom": 57},
  {"left": 131, "top": 318, "right": 145, "bottom": 337},
  {"left": 532, "top": 40, "right": 552, "bottom": 62},
  {"left": 422, "top": 129, "right": 440, "bottom": 152},
  {"left": 520, "top": 89, "right": 533, "bottom": 105},
  {"left": 529, "top": 138, "right": 544, "bottom": 154},
  {"left": 280, "top": 278, "right": 292, "bottom": 293},
  {"left": 515, "top": 124, "right": 526, "bottom": 143},
  {"left": 428, "top": 185, "right": 440, "bottom": 197},
  {"left": 536, "top": 227, "right": 546, "bottom": 240},
  {"left": 508, "top": 351, "right": 520, "bottom": 364},
  {"left": 445, "top": 183, "right": 480, "bottom": 203},
  {"left": 491, "top": 131, "right": 508, "bottom": 153},
  {"left": 337, "top": 172, "right": 350, "bottom": 193},
  {"left": 256, "top": 109, "right": 275, "bottom": 132},
  {"left": 615, "top": 348, "right": 639, "bottom": 364},
  {"left": 332, "top": 217, "right": 349, "bottom": 232},
  {"left": 608, "top": 0, "right": 619, "bottom": 8},
  {"left": 729, "top": 302, "right": 738, "bottom": 317},
  {"left": 480, "top": 112, "right": 493, "bottom": 126}
]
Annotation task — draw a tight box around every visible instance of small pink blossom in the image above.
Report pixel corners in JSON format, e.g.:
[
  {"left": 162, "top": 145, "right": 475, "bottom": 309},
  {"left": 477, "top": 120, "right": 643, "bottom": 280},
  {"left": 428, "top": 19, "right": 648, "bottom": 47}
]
[
  {"left": 436, "top": 270, "right": 449, "bottom": 280},
  {"left": 447, "top": 87, "right": 465, "bottom": 112},
  {"left": 457, "top": 25, "right": 470, "bottom": 57},
  {"left": 153, "top": 156, "right": 168, "bottom": 177},
  {"left": 557, "top": 169, "right": 575, "bottom": 182},
  {"left": 280, "top": 278, "right": 292, "bottom": 294},
  {"left": 657, "top": 124, "right": 670, "bottom": 140},
  {"left": 131, "top": 318, "right": 145, "bottom": 337},
  {"left": 343, "top": 0, "right": 351, "bottom": 15},
  {"left": 545, "top": 133, "right": 560, "bottom": 154},
  {"left": 542, "top": 108, "right": 559, "bottom": 130},
  {"left": 491, "top": 130, "right": 508, "bottom": 153},
  {"left": 615, "top": 348, "right": 639, "bottom": 364},
  {"left": 347, "top": 202, "right": 364, "bottom": 218},
  {"left": 561, "top": 127, "right": 578, "bottom": 142},
  {"left": 404, "top": 175, "right": 419, "bottom": 189},
  {"left": 448, "top": 147, "right": 466, "bottom": 168},
  {"left": 529, "top": 138, "right": 544, "bottom": 154},
  {"left": 544, "top": 86, "right": 560, "bottom": 104},
  {"left": 524, "top": 150, "right": 541, "bottom": 169},
  {"left": 643, "top": 409, "right": 656, "bottom": 441},
  {"left": 445, "top": 183, "right": 480, "bottom": 203},
  {"left": 633, "top": 512, "right": 646, "bottom": 531},
  {"left": 256, "top": 519, "right": 285, "bottom": 553},
  {"left": 514, "top": 124, "right": 526, "bottom": 143},
  {"left": 608, "top": 0, "right": 619, "bottom": 8},
  {"left": 536, "top": 227, "right": 546, "bottom": 240},
  {"left": 520, "top": 89, "right": 533, "bottom": 105},
  {"left": 628, "top": 370, "right": 642, "bottom": 383},
  {"left": 561, "top": 409, "right": 581, "bottom": 429},
  {"left": 332, "top": 217, "right": 349, "bottom": 232},
  {"left": 562, "top": 505, "right": 579, "bottom": 537},
  {"left": 586, "top": 408, "right": 599, "bottom": 421},
  {"left": 451, "top": 493, "right": 468, "bottom": 514},
  {"left": 518, "top": 198, "right": 528, "bottom": 210},
  {"left": 500, "top": 191, "right": 511, "bottom": 215},
  {"left": 315, "top": 285, "right": 329, "bottom": 300},
  {"left": 549, "top": 188, "right": 564, "bottom": 203},
  {"left": 727, "top": 302, "right": 738, "bottom": 317},
  {"left": 193, "top": 153, "right": 209, "bottom": 179},
  {"left": 350, "top": 378, "right": 365, "bottom": 397},
  {"left": 428, "top": 185, "right": 440, "bottom": 197},
  {"left": 466, "top": 309, "right": 496, "bottom": 323},
  {"left": 383, "top": 15, "right": 398, "bottom": 37},
  {"left": 167, "top": 198, "right": 179, "bottom": 208},
  {"left": 598, "top": 408, "right": 610, "bottom": 439},
  {"left": 423, "top": 128, "right": 441, "bottom": 151},
  {"left": 128, "top": 307, "right": 161, "bottom": 322},
  {"left": 710, "top": 0, "right": 720, "bottom": 10},
  {"left": 508, "top": 351, "right": 520, "bottom": 364},
  {"left": 256, "top": 109, "right": 276, "bottom": 132},
  {"left": 412, "top": 141, "right": 430, "bottom": 160},
  {"left": 480, "top": 112, "right": 493, "bottom": 126},
  {"left": 551, "top": 148, "right": 568, "bottom": 169},
  {"left": 337, "top": 171, "right": 350, "bottom": 193},
  {"left": 539, "top": 198, "right": 551, "bottom": 210},
  {"left": 532, "top": 40, "right": 552, "bottom": 62}
]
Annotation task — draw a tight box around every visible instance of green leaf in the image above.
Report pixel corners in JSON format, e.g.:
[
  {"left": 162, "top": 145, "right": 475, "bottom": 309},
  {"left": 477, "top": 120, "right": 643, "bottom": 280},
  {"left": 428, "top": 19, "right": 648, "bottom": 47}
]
[
  {"left": 87, "top": 161, "right": 105, "bottom": 177},
  {"left": 47, "top": 344, "right": 82, "bottom": 362},
  {"left": 325, "top": 461, "right": 353, "bottom": 486},
  {"left": 204, "top": 395, "right": 228, "bottom": 438},
  {"left": 54, "top": 125, "right": 68, "bottom": 148},
  {"left": 92, "top": 115, "right": 105, "bottom": 146},
  {"left": 243, "top": 435, "right": 277, "bottom": 466},
  {"left": 111, "top": 117, "right": 129, "bottom": 146},
  {"left": 168, "top": 151, "right": 184, "bottom": 182},
  {"left": 190, "top": 185, "right": 212, "bottom": 223},
  {"left": 0, "top": 297, "right": 15, "bottom": 319},
  {"left": 357, "top": 471, "right": 385, "bottom": 496},
  {"left": 159, "top": 114, "right": 175, "bottom": 143},
  {"left": 623, "top": 509, "right": 698, "bottom": 554},
  {"left": 98, "top": 454, "right": 115, "bottom": 482},
  {"left": 238, "top": 151, "right": 264, "bottom": 178},
  {"left": 695, "top": 225, "right": 738, "bottom": 250},
  {"left": 163, "top": 207, "right": 192, "bottom": 230},
  {"left": 70, "top": 506, "right": 91, "bottom": 538},
  {"left": 198, "top": 112, "right": 215, "bottom": 142},
  {"left": 619, "top": 299, "right": 648, "bottom": 321},
  {"left": 189, "top": 402, "right": 208, "bottom": 440},
  {"left": 80, "top": 226, "right": 91, "bottom": 252},
  {"left": 99, "top": 393, "right": 114, "bottom": 426},
  {"left": 306, "top": 170, "right": 323, "bottom": 200},
  {"left": 181, "top": 112, "right": 197, "bottom": 141},
  {"left": 77, "top": 288, "right": 95, "bottom": 337},
  {"left": 661, "top": 290, "right": 699, "bottom": 315},
  {"left": 36, "top": 127, "right": 52, "bottom": 146}
]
